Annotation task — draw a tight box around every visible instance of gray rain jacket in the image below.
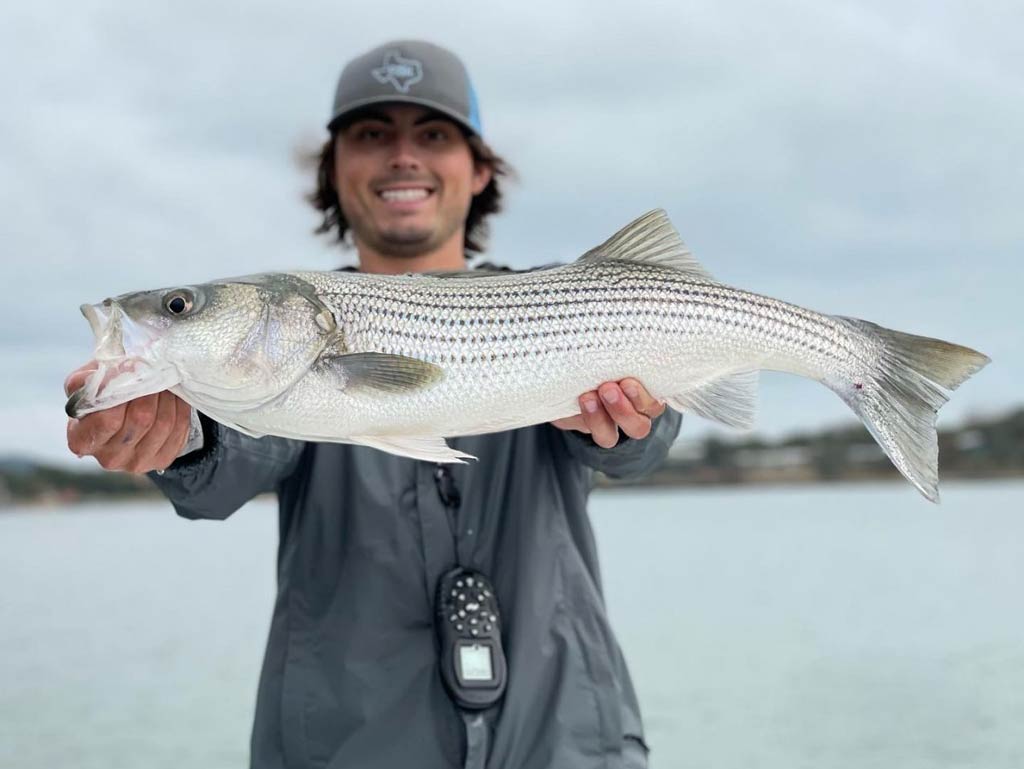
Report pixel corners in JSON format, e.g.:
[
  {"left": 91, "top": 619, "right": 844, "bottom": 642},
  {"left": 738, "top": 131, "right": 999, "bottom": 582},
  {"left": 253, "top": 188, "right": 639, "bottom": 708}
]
[{"left": 152, "top": 409, "right": 680, "bottom": 769}]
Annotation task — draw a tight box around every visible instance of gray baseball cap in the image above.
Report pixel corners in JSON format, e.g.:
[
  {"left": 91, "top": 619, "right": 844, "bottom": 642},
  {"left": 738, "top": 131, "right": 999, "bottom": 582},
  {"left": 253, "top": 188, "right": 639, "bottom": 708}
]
[{"left": 328, "top": 40, "right": 483, "bottom": 137}]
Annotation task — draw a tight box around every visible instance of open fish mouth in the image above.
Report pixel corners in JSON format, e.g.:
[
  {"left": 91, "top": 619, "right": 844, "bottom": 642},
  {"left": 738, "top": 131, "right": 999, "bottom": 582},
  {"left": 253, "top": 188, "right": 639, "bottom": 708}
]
[
  {"left": 66, "top": 300, "right": 181, "bottom": 418},
  {"left": 82, "top": 301, "right": 111, "bottom": 339},
  {"left": 81, "top": 301, "right": 125, "bottom": 359}
]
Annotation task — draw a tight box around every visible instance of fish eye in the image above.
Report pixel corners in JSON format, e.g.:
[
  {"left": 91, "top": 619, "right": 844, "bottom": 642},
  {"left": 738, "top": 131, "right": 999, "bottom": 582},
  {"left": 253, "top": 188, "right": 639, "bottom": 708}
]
[{"left": 163, "top": 290, "right": 194, "bottom": 316}]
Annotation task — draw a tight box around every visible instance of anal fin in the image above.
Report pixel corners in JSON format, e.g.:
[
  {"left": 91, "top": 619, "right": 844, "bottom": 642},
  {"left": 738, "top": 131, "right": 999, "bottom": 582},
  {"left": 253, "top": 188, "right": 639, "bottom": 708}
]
[
  {"left": 349, "top": 434, "right": 477, "bottom": 463},
  {"left": 664, "top": 371, "right": 759, "bottom": 429}
]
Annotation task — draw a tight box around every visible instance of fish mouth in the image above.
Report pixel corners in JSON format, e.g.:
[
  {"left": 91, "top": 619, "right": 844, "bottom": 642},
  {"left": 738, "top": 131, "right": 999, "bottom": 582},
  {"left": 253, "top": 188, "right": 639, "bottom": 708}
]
[
  {"left": 81, "top": 301, "right": 111, "bottom": 339},
  {"left": 66, "top": 299, "right": 181, "bottom": 418},
  {"left": 81, "top": 300, "right": 125, "bottom": 359},
  {"left": 64, "top": 388, "right": 85, "bottom": 418}
]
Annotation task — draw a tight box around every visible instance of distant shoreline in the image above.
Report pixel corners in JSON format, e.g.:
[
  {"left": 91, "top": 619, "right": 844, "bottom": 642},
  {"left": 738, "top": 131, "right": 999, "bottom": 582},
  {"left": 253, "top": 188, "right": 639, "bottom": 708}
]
[
  {"left": 3, "top": 407, "right": 1021, "bottom": 508},
  {"left": 5, "top": 474, "right": 1024, "bottom": 513},
  {"left": 5, "top": 471, "right": 1024, "bottom": 514}
]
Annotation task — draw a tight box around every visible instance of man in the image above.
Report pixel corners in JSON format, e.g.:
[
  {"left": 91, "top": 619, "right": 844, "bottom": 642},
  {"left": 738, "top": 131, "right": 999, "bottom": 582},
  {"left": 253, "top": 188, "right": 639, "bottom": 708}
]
[{"left": 65, "top": 40, "right": 681, "bottom": 769}]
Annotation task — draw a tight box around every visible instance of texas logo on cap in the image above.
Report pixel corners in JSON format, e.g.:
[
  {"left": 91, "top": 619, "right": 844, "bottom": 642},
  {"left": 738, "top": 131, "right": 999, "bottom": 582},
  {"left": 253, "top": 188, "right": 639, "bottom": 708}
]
[
  {"left": 329, "top": 40, "right": 482, "bottom": 136},
  {"left": 371, "top": 50, "right": 424, "bottom": 94}
]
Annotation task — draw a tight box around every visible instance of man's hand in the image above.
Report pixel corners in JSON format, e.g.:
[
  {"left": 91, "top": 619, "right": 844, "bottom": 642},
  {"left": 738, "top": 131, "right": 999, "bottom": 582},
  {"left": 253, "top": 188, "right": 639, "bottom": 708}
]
[
  {"left": 550, "top": 378, "right": 666, "bottom": 448},
  {"left": 65, "top": 362, "right": 193, "bottom": 474}
]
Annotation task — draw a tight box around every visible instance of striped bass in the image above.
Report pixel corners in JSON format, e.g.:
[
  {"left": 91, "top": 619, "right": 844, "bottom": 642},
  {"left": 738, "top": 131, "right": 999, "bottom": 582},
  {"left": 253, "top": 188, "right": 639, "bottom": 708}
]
[{"left": 66, "top": 210, "right": 989, "bottom": 501}]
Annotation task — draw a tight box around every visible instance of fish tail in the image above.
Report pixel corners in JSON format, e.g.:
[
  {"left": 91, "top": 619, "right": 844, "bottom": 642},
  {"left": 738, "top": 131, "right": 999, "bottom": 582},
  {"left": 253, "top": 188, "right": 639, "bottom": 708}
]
[{"left": 831, "top": 317, "right": 990, "bottom": 503}]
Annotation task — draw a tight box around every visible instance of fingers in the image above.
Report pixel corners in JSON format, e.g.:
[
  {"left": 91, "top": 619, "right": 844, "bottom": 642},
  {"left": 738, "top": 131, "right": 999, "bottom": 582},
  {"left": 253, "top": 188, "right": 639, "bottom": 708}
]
[
  {"left": 149, "top": 400, "right": 194, "bottom": 471},
  {"left": 66, "top": 360, "right": 118, "bottom": 457},
  {"left": 123, "top": 392, "right": 191, "bottom": 473},
  {"left": 91, "top": 394, "right": 161, "bottom": 470},
  {"left": 550, "top": 413, "right": 589, "bottom": 433},
  {"left": 64, "top": 361, "right": 98, "bottom": 397},
  {"left": 596, "top": 382, "right": 652, "bottom": 441},
  {"left": 74, "top": 392, "right": 192, "bottom": 474},
  {"left": 64, "top": 359, "right": 191, "bottom": 473},
  {"left": 619, "top": 378, "right": 666, "bottom": 420},
  {"left": 67, "top": 404, "right": 127, "bottom": 457},
  {"left": 551, "top": 378, "right": 666, "bottom": 447},
  {"left": 580, "top": 390, "right": 619, "bottom": 448}
]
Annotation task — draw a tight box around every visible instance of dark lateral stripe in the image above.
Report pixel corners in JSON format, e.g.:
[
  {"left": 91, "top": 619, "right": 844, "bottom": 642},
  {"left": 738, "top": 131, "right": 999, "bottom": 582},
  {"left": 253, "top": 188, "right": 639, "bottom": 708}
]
[
  {"left": 335, "top": 292, "right": 846, "bottom": 356},
  {"left": 308, "top": 265, "right": 850, "bottom": 356},
  {"left": 352, "top": 306, "right": 847, "bottom": 362},
  {"left": 315, "top": 266, "right": 829, "bottom": 322},
  {"left": 329, "top": 274, "right": 831, "bottom": 324}
]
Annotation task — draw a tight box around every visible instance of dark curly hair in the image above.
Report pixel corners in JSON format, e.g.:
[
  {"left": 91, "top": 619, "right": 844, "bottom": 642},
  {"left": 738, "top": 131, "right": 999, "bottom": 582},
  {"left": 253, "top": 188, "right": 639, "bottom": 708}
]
[{"left": 307, "top": 115, "right": 513, "bottom": 255}]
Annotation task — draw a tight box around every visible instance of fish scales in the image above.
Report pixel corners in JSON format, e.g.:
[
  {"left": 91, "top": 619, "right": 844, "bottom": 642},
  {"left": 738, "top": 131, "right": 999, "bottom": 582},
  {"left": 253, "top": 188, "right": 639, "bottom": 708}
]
[
  {"left": 251, "top": 261, "right": 849, "bottom": 445},
  {"left": 313, "top": 265, "right": 847, "bottom": 370},
  {"left": 313, "top": 269, "right": 840, "bottom": 358}
]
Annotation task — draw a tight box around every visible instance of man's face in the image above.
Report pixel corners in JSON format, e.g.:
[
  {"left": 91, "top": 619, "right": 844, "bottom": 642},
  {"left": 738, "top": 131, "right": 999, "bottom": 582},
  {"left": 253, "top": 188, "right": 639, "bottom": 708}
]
[{"left": 332, "top": 104, "right": 492, "bottom": 258}]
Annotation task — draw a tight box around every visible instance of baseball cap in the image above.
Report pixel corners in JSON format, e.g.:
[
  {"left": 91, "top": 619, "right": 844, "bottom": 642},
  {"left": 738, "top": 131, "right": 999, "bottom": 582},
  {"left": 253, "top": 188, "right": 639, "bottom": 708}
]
[{"left": 328, "top": 40, "right": 483, "bottom": 137}]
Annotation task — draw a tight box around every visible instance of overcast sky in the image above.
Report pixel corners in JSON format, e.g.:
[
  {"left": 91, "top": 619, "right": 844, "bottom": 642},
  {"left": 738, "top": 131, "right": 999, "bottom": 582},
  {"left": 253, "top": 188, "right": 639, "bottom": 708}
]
[{"left": 3, "top": 0, "right": 1021, "bottom": 465}]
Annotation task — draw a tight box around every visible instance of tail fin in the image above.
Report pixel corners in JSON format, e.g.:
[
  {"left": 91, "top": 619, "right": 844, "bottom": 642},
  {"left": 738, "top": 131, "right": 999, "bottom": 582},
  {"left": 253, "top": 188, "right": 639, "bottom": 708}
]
[{"left": 835, "top": 317, "right": 990, "bottom": 502}]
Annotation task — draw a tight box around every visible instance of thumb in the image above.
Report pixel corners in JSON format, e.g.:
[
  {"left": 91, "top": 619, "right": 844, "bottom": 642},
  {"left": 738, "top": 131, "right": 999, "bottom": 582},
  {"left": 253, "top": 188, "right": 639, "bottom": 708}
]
[{"left": 64, "top": 362, "right": 99, "bottom": 397}]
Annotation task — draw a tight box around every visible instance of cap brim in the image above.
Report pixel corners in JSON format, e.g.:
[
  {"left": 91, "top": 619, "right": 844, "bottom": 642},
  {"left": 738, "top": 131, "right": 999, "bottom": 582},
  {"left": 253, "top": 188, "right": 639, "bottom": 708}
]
[{"left": 327, "top": 94, "right": 479, "bottom": 136}]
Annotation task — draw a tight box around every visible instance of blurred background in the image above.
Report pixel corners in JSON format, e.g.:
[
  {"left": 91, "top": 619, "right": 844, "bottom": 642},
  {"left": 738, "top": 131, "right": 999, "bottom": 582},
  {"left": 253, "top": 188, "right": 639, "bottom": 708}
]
[{"left": 2, "top": 1, "right": 1021, "bottom": 767}]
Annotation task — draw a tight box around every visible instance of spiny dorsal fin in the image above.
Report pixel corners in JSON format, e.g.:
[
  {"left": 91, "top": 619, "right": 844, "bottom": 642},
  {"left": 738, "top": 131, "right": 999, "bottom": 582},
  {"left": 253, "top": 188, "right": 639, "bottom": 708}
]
[{"left": 579, "top": 209, "right": 717, "bottom": 282}]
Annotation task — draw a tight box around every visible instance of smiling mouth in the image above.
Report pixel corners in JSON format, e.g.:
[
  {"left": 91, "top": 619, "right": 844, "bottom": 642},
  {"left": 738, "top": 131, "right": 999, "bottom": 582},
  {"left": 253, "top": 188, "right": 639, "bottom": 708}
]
[{"left": 377, "top": 187, "right": 434, "bottom": 203}]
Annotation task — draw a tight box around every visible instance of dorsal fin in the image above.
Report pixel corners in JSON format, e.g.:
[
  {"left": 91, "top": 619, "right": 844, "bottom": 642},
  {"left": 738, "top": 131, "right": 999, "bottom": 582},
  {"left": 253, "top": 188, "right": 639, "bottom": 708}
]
[{"left": 579, "top": 209, "right": 717, "bottom": 282}]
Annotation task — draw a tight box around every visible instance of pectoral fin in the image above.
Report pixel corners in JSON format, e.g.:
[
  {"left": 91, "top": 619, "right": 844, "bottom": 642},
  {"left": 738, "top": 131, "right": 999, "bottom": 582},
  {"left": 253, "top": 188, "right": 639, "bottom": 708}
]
[{"left": 321, "top": 352, "right": 444, "bottom": 393}]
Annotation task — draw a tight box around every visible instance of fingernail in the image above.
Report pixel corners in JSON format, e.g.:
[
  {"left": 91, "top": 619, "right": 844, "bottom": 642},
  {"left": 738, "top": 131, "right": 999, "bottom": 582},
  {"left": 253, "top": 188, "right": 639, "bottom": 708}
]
[
  {"left": 623, "top": 384, "right": 639, "bottom": 399},
  {"left": 583, "top": 398, "right": 599, "bottom": 413},
  {"left": 601, "top": 388, "right": 619, "bottom": 404}
]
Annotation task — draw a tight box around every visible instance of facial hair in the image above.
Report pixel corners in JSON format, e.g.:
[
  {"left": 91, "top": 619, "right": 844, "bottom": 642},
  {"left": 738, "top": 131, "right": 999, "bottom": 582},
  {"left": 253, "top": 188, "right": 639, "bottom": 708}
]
[{"left": 346, "top": 186, "right": 465, "bottom": 259}]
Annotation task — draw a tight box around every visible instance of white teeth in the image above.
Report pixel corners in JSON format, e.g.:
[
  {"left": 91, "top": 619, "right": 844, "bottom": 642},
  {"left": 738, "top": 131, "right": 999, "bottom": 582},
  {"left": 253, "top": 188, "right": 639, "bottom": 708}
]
[{"left": 380, "top": 188, "right": 430, "bottom": 202}]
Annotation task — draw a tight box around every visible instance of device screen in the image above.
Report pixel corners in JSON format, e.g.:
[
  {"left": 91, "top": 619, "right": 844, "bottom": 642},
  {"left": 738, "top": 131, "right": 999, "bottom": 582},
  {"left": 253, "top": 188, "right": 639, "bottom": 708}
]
[{"left": 459, "top": 644, "right": 494, "bottom": 681}]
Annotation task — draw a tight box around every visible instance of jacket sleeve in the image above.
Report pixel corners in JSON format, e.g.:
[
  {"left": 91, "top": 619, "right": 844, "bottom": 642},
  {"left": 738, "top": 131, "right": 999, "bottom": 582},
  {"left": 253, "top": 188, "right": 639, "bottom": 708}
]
[
  {"left": 559, "top": 408, "right": 681, "bottom": 480},
  {"left": 147, "top": 415, "right": 305, "bottom": 521}
]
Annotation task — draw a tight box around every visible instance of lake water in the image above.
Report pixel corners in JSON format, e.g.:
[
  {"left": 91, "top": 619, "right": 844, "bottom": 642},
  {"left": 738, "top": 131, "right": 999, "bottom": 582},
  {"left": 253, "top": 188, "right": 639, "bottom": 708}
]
[{"left": 2, "top": 482, "right": 1022, "bottom": 768}]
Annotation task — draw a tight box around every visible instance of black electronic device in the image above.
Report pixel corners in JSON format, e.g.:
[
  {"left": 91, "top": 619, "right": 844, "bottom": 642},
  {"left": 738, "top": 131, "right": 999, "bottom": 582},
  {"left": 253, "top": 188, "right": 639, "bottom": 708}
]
[{"left": 435, "top": 566, "right": 507, "bottom": 710}]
